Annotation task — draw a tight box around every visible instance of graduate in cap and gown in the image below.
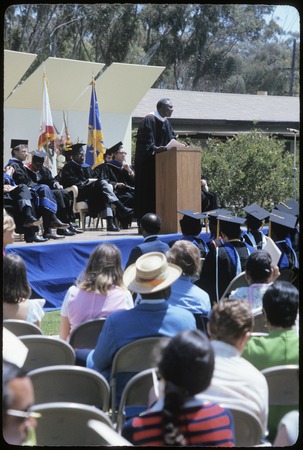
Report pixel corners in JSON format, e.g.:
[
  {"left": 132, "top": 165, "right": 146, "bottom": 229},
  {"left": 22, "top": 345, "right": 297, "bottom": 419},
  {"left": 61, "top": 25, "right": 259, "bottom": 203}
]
[
  {"left": 242, "top": 203, "right": 270, "bottom": 250},
  {"left": 199, "top": 214, "right": 255, "bottom": 304},
  {"left": 268, "top": 209, "right": 299, "bottom": 287}
]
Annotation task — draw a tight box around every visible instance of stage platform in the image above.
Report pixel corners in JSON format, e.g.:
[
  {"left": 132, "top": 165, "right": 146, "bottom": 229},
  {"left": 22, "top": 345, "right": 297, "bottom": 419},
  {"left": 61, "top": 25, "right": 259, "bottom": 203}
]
[{"left": 7, "top": 223, "right": 202, "bottom": 310}]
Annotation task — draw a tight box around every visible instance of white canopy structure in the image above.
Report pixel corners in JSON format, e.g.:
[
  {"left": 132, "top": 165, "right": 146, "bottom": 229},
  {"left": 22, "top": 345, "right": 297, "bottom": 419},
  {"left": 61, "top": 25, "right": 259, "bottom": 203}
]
[{"left": 3, "top": 50, "right": 165, "bottom": 164}]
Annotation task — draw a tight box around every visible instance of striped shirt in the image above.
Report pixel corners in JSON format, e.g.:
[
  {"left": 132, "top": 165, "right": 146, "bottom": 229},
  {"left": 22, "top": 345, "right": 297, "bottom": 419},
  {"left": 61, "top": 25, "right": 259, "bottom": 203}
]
[{"left": 122, "top": 400, "right": 235, "bottom": 446}]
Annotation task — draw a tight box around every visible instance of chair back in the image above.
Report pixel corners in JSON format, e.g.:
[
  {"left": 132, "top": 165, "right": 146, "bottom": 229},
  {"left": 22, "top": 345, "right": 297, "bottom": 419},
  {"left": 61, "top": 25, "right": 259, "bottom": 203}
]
[
  {"left": 3, "top": 319, "right": 43, "bottom": 336},
  {"left": 219, "top": 403, "right": 263, "bottom": 447},
  {"left": 220, "top": 271, "right": 248, "bottom": 300},
  {"left": 116, "top": 368, "right": 158, "bottom": 433},
  {"left": 19, "top": 335, "right": 75, "bottom": 371},
  {"left": 277, "top": 269, "right": 296, "bottom": 283},
  {"left": 110, "top": 337, "right": 170, "bottom": 422},
  {"left": 69, "top": 318, "right": 106, "bottom": 349},
  {"left": 252, "top": 309, "right": 267, "bottom": 333},
  {"left": 32, "top": 402, "right": 113, "bottom": 446},
  {"left": 28, "top": 365, "right": 110, "bottom": 412},
  {"left": 261, "top": 365, "right": 299, "bottom": 406},
  {"left": 88, "top": 419, "right": 133, "bottom": 446}
]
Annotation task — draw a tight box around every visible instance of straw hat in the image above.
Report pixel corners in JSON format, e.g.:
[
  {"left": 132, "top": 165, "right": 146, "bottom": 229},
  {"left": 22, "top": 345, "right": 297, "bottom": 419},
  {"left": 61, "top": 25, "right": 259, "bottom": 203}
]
[{"left": 123, "top": 252, "right": 182, "bottom": 294}]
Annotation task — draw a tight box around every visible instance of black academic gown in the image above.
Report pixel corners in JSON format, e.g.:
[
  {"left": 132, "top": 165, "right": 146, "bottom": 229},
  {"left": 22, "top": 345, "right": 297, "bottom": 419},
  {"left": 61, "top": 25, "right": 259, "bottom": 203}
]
[
  {"left": 60, "top": 160, "right": 106, "bottom": 218},
  {"left": 134, "top": 114, "right": 175, "bottom": 221},
  {"left": 93, "top": 161, "right": 134, "bottom": 208}
]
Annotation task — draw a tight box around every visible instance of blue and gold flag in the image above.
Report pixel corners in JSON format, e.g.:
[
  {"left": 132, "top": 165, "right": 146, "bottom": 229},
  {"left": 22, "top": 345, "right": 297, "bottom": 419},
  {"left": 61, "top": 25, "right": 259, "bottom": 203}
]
[{"left": 86, "top": 79, "right": 104, "bottom": 167}]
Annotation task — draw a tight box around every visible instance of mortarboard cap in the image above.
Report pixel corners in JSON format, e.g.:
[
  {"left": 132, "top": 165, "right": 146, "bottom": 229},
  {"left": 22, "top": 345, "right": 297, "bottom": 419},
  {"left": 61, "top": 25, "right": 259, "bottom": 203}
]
[
  {"left": 11, "top": 139, "right": 28, "bottom": 148},
  {"left": 216, "top": 214, "right": 246, "bottom": 226},
  {"left": 204, "top": 208, "right": 233, "bottom": 222},
  {"left": 70, "top": 143, "right": 86, "bottom": 155},
  {"left": 269, "top": 210, "right": 297, "bottom": 229},
  {"left": 243, "top": 203, "right": 270, "bottom": 221},
  {"left": 108, "top": 141, "right": 123, "bottom": 154},
  {"left": 105, "top": 148, "right": 113, "bottom": 156},
  {"left": 177, "top": 210, "right": 205, "bottom": 220},
  {"left": 30, "top": 149, "right": 47, "bottom": 158},
  {"left": 274, "top": 199, "right": 299, "bottom": 217}
]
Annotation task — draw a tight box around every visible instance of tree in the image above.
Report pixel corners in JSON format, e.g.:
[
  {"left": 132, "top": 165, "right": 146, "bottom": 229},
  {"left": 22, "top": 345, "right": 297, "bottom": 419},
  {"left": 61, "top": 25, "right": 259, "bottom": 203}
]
[{"left": 199, "top": 131, "right": 298, "bottom": 213}]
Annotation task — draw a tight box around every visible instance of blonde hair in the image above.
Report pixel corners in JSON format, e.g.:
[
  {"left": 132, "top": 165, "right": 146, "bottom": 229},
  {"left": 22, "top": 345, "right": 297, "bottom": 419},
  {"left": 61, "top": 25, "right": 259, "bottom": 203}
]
[
  {"left": 3, "top": 212, "right": 16, "bottom": 233},
  {"left": 77, "top": 244, "right": 126, "bottom": 294}
]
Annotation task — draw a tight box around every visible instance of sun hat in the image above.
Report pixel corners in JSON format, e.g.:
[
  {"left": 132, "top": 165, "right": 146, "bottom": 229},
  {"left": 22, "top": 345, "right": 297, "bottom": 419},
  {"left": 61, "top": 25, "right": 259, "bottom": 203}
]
[{"left": 123, "top": 252, "right": 182, "bottom": 294}]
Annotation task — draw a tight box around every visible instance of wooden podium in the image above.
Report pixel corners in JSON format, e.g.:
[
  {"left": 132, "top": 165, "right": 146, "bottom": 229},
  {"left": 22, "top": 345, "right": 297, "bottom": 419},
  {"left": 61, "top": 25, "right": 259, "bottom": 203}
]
[{"left": 156, "top": 146, "right": 202, "bottom": 234}]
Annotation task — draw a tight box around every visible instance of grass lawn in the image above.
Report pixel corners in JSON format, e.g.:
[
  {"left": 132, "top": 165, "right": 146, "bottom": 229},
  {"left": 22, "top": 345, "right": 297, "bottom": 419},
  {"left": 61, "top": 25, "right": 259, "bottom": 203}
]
[{"left": 41, "top": 310, "right": 61, "bottom": 336}]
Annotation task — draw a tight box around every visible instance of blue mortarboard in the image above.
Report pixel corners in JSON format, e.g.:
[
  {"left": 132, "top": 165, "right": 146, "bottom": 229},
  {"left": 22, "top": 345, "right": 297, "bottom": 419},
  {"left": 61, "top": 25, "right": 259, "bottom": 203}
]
[
  {"left": 274, "top": 199, "right": 299, "bottom": 217},
  {"left": 177, "top": 210, "right": 205, "bottom": 220},
  {"left": 216, "top": 215, "right": 246, "bottom": 226},
  {"left": 269, "top": 210, "right": 297, "bottom": 229},
  {"left": 30, "top": 150, "right": 47, "bottom": 158},
  {"left": 204, "top": 208, "right": 233, "bottom": 221},
  {"left": 243, "top": 203, "right": 270, "bottom": 221}
]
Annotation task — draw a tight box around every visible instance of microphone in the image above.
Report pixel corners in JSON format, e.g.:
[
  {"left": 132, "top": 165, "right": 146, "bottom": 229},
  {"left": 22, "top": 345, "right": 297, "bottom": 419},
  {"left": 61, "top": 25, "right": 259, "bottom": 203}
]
[{"left": 287, "top": 128, "right": 299, "bottom": 133}]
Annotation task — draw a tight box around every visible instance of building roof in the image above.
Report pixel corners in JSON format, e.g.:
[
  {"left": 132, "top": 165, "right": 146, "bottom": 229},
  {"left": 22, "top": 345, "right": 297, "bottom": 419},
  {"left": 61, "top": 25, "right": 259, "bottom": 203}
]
[{"left": 132, "top": 88, "right": 299, "bottom": 136}]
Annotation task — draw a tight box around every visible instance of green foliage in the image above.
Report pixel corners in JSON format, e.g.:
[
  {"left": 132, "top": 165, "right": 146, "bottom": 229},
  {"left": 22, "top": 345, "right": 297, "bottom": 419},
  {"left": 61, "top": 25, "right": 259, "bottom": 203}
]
[
  {"left": 41, "top": 310, "right": 60, "bottom": 336},
  {"left": 200, "top": 131, "right": 298, "bottom": 214}
]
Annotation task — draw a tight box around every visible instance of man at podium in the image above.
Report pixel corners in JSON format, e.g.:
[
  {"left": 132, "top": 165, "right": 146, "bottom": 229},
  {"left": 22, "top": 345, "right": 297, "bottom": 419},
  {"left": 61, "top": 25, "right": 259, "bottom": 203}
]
[{"left": 134, "top": 98, "right": 176, "bottom": 223}]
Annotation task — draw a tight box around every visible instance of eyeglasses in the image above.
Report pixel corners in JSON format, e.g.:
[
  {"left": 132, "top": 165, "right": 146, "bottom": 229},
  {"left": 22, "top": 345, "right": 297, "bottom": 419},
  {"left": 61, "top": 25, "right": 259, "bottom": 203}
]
[
  {"left": 6, "top": 409, "right": 41, "bottom": 420},
  {"left": 116, "top": 152, "right": 127, "bottom": 155}
]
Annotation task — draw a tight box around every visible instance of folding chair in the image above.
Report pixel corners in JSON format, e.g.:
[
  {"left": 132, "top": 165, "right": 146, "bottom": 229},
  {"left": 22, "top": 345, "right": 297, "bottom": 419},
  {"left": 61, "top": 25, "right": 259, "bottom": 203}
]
[
  {"left": 69, "top": 318, "right": 106, "bottom": 349},
  {"left": 110, "top": 337, "right": 170, "bottom": 422},
  {"left": 261, "top": 365, "right": 299, "bottom": 407},
  {"left": 88, "top": 419, "right": 133, "bottom": 446},
  {"left": 3, "top": 319, "right": 43, "bottom": 336},
  {"left": 220, "top": 271, "right": 248, "bottom": 300},
  {"left": 19, "top": 335, "right": 75, "bottom": 371},
  {"left": 28, "top": 365, "right": 110, "bottom": 412},
  {"left": 219, "top": 403, "right": 263, "bottom": 447},
  {"left": 116, "top": 368, "right": 158, "bottom": 433},
  {"left": 32, "top": 402, "right": 113, "bottom": 446},
  {"left": 253, "top": 308, "right": 267, "bottom": 333}
]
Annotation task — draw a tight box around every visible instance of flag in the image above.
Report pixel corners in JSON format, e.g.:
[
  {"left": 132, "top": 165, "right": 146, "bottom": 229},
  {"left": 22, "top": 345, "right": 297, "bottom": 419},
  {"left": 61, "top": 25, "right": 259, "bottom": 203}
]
[
  {"left": 86, "top": 79, "right": 104, "bottom": 167},
  {"left": 38, "top": 75, "right": 57, "bottom": 176}
]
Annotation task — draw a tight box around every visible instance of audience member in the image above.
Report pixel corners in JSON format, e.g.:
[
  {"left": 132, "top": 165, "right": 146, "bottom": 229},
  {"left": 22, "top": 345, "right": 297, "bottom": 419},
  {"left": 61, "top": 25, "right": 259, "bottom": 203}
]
[
  {"left": 60, "top": 143, "right": 133, "bottom": 232},
  {"left": 26, "top": 150, "right": 81, "bottom": 237},
  {"left": 86, "top": 252, "right": 196, "bottom": 404},
  {"left": 134, "top": 98, "right": 176, "bottom": 222},
  {"left": 228, "top": 250, "right": 280, "bottom": 310},
  {"left": 122, "top": 329, "right": 235, "bottom": 446},
  {"left": 103, "top": 148, "right": 113, "bottom": 163},
  {"left": 3, "top": 360, "right": 39, "bottom": 446},
  {"left": 273, "top": 410, "right": 299, "bottom": 447},
  {"left": 3, "top": 210, "right": 16, "bottom": 254},
  {"left": 59, "top": 243, "right": 133, "bottom": 341},
  {"left": 199, "top": 214, "right": 255, "bottom": 304},
  {"left": 269, "top": 210, "right": 299, "bottom": 287},
  {"left": 93, "top": 141, "right": 135, "bottom": 228},
  {"left": 125, "top": 213, "right": 170, "bottom": 269},
  {"left": 242, "top": 203, "right": 270, "bottom": 250},
  {"left": 199, "top": 299, "right": 269, "bottom": 438},
  {"left": 167, "top": 240, "right": 211, "bottom": 331},
  {"left": 3, "top": 253, "right": 45, "bottom": 328},
  {"left": 169, "top": 210, "right": 209, "bottom": 258},
  {"left": 242, "top": 281, "right": 299, "bottom": 441},
  {"left": 5, "top": 140, "right": 69, "bottom": 241}
]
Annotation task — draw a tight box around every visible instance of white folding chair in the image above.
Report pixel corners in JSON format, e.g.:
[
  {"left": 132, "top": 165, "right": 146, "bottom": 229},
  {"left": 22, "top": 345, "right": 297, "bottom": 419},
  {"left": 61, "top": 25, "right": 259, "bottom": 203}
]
[{"left": 3, "top": 319, "right": 43, "bottom": 336}]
